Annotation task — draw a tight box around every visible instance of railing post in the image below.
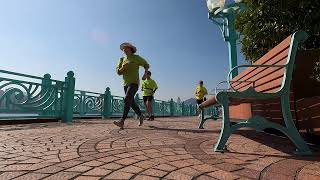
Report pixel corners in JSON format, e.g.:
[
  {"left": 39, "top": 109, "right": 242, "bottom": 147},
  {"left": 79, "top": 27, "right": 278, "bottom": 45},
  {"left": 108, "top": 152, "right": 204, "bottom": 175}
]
[
  {"left": 62, "top": 71, "right": 75, "bottom": 124},
  {"left": 103, "top": 87, "right": 112, "bottom": 119},
  {"left": 181, "top": 102, "right": 185, "bottom": 116},
  {"left": 185, "top": 104, "right": 190, "bottom": 116},
  {"left": 162, "top": 101, "right": 165, "bottom": 116},
  {"left": 192, "top": 104, "right": 196, "bottom": 116},
  {"left": 80, "top": 91, "right": 85, "bottom": 116},
  {"left": 170, "top": 98, "right": 174, "bottom": 116},
  {"left": 152, "top": 99, "right": 156, "bottom": 116},
  {"left": 40, "top": 73, "right": 52, "bottom": 116},
  {"left": 135, "top": 94, "right": 140, "bottom": 108},
  {"left": 55, "top": 81, "right": 63, "bottom": 118}
]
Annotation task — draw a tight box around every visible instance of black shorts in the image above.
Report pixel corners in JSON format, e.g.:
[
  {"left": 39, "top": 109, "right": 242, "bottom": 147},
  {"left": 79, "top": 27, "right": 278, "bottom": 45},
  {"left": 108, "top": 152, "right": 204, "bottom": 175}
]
[
  {"left": 196, "top": 97, "right": 207, "bottom": 105},
  {"left": 143, "top": 96, "right": 154, "bottom": 103}
]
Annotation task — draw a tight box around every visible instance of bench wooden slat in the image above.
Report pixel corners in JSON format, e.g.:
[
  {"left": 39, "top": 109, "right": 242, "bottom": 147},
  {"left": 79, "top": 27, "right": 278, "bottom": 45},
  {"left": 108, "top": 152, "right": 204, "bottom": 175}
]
[
  {"left": 230, "top": 36, "right": 292, "bottom": 94},
  {"left": 231, "top": 49, "right": 289, "bottom": 89},
  {"left": 232, "top": 36, "right": 291, "bottom": 82},
  {"left": 255, "top": 78, "right": 283, "bottom": 93},
  {"left": 237, "top": 68, "right": 285, "bottom": 92},
  {"left": 235, "top": 67, "right": 282, "bottom": 91}
]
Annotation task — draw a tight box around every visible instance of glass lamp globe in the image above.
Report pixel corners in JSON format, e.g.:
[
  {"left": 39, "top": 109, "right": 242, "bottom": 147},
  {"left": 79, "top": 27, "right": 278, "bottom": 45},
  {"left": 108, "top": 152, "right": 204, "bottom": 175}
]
[{"left": 206, "top": 0, "right": 243, "bottom": 12}]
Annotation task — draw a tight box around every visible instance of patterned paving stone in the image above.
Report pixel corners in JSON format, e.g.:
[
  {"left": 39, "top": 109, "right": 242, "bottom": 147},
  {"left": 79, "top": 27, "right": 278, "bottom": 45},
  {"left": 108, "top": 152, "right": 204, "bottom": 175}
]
[
  {"left": 12, "top": 172, "right": 50, "bottom": 180},
  {"left": 141, "top": 168, "right": 168, "bottom": 177},
  {"left": 82, "top": 167, "right": 112, "bottom": 176},
  {"left": 74, "top": 176, "right": 101, "bottom": 180},
  {"left": 0, "top": 171, "right": 28, "bottom": 179},
  {"left": 0, "top": 117, "right": 319, "bottom": 180},
  {"left": 104, "top": 171, "right": 134, "bottom": 179},
  {"left": 65, "top": 165, "right": 93, "bottom": 172}
]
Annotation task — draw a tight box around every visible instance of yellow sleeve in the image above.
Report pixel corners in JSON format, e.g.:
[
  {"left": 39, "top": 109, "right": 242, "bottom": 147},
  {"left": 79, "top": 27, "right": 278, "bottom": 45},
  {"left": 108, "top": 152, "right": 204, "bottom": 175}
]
[
  {"left": 204, "top": 87, "right": 208, "bottom": 95},
  {"left": 137, "top": 55, "right": 150, "bottom": 69},
  {"left": 116, "top": 57, "right": 124, "bottom": 75},
  {"left": 194, "top": 87, "right": 198, "bottom": 94},
  {"left": 153, "top": 80, "right": 158, "bottom": 89}
]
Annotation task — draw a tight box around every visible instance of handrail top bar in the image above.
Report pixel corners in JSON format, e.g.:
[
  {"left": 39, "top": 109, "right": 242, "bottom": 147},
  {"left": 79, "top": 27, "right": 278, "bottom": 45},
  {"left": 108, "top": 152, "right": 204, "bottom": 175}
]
[
  {"left": 0, "top": 69, "right": 63, "bottom": 83},
  {"left": 74, "top": 90, "right": 103, "bottom": 95},
  {"left": 0, "top": 77, "right": 64, "bottom": 88},
  {"left": 112, "top": 95, "right": 124, "bottom": 98}
]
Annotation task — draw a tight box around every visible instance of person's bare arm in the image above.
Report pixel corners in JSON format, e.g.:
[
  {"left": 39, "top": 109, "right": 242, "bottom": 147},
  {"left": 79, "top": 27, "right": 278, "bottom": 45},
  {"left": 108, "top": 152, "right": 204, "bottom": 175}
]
[
  {"left": 142, "top": 73, "right": 147, "bottom": 80},
  {"left": 137, "top": 55, "right": 149, "bottom": 80}
]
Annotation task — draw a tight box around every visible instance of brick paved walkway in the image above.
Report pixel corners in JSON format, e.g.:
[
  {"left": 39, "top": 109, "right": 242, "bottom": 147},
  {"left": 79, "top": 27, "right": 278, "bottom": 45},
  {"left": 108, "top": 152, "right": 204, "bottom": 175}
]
[{"left": 0, "top": 117, "right": 319, "bottom": 180}]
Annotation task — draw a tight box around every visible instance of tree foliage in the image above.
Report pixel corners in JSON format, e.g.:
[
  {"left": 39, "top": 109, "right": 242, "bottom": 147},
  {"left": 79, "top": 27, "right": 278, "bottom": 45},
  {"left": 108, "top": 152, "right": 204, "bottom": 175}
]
[
  {"left": 311, "top": 59, "right": 320, "bottom": 82},
  {"left": 235, "top": 0, "right": 320, "bottom": 61}
]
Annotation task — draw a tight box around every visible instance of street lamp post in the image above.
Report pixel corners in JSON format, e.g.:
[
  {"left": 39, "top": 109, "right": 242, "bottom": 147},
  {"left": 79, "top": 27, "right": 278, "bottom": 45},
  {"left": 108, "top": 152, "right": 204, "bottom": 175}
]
[{"left": 206, "top": 0, "right": 245, "bottom": 78}]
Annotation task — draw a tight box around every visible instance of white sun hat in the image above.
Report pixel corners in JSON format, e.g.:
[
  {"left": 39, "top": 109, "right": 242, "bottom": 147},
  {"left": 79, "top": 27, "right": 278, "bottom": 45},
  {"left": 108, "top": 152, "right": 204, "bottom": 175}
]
[{"left": 120, "top": 42, "right": 137, "bottom": 53}]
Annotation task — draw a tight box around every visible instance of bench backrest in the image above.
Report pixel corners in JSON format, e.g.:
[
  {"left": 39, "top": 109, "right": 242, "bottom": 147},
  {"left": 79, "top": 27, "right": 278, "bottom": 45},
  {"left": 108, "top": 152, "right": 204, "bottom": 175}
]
[{"left": 231, "top": 31, "right": 308, "bottom": 94}]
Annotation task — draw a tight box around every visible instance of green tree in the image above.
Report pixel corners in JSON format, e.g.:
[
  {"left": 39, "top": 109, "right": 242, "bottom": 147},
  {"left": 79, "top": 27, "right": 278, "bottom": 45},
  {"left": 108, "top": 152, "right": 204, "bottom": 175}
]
[
  {"left": 235, "top": 0, "right": 320, "bottom": 61},
  {"left": 311, "top": 60, "right": 320, "bottom": 82}
]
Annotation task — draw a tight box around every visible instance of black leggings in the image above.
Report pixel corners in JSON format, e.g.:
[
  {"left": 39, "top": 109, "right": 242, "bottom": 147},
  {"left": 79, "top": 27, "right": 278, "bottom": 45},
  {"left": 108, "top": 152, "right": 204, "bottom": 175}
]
[{"left": 122, "top": 83, "right": 142, "bottom": 120}]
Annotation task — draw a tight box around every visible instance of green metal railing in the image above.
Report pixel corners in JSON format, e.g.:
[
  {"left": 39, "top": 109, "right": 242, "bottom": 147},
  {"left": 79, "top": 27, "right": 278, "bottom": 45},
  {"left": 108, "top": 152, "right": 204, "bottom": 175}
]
[
  {"left": 0, "top": 70, "right": 217, "bottom": 122},
  {"left": 73, "top": 90, "right": 104, "bottom": 117},
  {"left": 0, "top": 70, "right": 75, "bottom": 123}
]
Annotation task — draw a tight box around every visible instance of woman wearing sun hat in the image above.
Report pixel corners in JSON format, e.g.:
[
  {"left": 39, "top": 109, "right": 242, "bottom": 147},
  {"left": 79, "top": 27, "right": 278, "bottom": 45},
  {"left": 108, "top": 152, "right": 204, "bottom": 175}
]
[{"left": 114, "top": 42, "right": 150, "bottom": 130}]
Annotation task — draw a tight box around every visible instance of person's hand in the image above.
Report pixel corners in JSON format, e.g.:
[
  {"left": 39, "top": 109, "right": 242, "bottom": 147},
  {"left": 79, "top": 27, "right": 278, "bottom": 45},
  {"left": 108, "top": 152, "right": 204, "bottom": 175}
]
[
  {"left": 122, "top": 63, "right": 129, "bottom": 70},
  {"left": 118, "top": 63, "right": 129, "bottom": 74}
]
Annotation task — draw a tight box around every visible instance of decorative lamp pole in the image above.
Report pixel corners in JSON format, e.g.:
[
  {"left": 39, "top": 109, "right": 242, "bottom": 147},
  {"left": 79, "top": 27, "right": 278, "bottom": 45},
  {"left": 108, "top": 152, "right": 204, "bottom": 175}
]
[{"left": 206, "top": 0, "right": 245, "bottom": 78}]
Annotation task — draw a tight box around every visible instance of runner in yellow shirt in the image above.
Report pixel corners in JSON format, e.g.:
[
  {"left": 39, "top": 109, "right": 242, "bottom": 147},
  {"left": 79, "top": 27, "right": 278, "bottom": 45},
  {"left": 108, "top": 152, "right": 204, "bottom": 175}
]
[
  {"left": 195, "top": 80, "right": 208, "bottom": 107},
  {"left": 141, "top": 71, "right": 158, "bottom": 121},
  {"left": 114, "top": 42, "right": 150, "bottom": 130}
]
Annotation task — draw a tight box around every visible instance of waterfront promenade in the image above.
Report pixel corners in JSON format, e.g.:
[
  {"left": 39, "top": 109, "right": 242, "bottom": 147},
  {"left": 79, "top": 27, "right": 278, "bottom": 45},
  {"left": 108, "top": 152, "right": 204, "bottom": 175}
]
[{"left": 0, "top": 117, "right": 319, "bottom": 180}]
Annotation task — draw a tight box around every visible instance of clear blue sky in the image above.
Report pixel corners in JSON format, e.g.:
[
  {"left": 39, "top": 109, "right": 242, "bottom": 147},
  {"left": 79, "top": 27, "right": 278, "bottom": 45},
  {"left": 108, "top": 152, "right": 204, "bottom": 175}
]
[{"left": 0, "top": 0, "right": 246, "bottom": 101}]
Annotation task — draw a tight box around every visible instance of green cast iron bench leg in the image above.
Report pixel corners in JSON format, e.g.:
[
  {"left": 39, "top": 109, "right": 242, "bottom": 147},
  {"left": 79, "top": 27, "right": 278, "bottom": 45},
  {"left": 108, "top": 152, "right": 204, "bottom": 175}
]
[
  {"left": 214, "top": 94, "right": 232, "bottom": 152},
  {"left": 280, "top": 94, "right": 311, "bottom": 155},
  {"left": 213, "top": 94, "right": 312, "bottom": 155}
]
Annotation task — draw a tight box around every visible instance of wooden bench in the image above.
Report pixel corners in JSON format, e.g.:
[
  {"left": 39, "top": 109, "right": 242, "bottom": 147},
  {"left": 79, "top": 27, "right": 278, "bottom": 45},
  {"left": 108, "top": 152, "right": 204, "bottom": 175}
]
[{"left": 212, "top": 31, "right": 312, "bottom": 155}]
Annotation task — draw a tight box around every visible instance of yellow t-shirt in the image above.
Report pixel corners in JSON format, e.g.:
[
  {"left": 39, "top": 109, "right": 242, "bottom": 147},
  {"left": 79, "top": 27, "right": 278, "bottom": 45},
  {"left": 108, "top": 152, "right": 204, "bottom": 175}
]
[
  {"left": 194, "top": 85, "right": 208, "bottom": 100},
  {"left": 116, "top": 55, "right": 150, "bottom": 86},
  {"left": 142, "top": 79, "right": 158, "bottom": 96}
]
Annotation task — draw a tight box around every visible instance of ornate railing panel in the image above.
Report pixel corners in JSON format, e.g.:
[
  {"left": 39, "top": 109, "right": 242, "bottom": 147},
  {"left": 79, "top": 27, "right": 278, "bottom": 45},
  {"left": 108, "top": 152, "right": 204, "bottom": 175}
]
[
  {"left": 174, "top": 102, "right": 183, "bottom": 116},
  {"left": 110, "top": 95, "right": 126, "bottom": 117},
  {"left": 73, "top": 90, "right": 104, "bottom": 117},
  {"left": 202, "top": 106, "right": 219, "bottom": 117},
  {"left": 163, "top": 101, "right": 171, "bottom": 116},
  {"left": 0, "top": 70, "right": 65, "bottom": 119},
  {"left": 153, "top": 100, "right": 163, "bottom": 116}
]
